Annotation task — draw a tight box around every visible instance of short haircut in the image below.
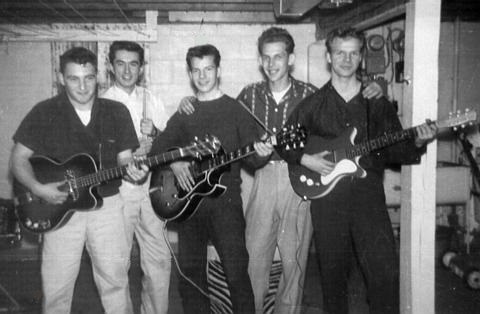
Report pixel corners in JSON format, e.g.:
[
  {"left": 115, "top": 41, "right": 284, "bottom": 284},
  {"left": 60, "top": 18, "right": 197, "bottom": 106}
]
[
  {"left": 60, "top": 47, "right": 97, "bottom": 74},
  {"left": 108, "top": 41, "right": 144, "bottom": 65},
  {"left": 257, "top": 27, "right": 295, "bottom": 55},
  {"left": 325, "top": 27, "right": 366, "bottom": 54},
  {"left": 186, "top": 44, "right": 221, "bottom": 71}
]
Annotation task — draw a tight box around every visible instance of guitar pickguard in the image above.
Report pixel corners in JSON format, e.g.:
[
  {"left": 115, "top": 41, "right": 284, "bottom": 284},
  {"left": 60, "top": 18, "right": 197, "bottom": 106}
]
[{"left": 321, "top": 159, "right": 358, "bottom": 185}]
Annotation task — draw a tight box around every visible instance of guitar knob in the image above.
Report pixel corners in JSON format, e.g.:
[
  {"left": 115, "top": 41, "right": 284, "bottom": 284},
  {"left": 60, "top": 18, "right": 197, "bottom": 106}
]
[
  {"left": 33, "top": 222, "right": 39, "bottom": 229},
  {"left": 25, "top": 218, "right": 32, "bottom": 227},
  {"left": 300, "top": 175, "right": 307, "bottom": 182},
  {"left": 306, "top": 179, "right": 314, "bottom": 186}
]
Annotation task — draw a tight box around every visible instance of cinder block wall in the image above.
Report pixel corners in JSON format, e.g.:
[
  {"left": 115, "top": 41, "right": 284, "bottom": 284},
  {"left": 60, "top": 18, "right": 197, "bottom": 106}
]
[
  {"left": 0, "top": 42, "right": 53, "bottom": 198},
  {"left": 149, "top": 24, "right": 316, "bottom": 115}
]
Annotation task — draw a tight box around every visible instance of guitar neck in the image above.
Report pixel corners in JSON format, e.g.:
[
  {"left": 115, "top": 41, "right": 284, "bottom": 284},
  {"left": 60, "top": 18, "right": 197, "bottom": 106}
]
[
  {"left": 348, "top": 127, "right": 417, "bottom": 158},
  {"left": 77, "top": 148, "right": 191, "bottom": 187},
  {"left": 202, "top": 133, "right": 282, "bottom": 171},
  {"left": 203, "top": 143, "right": 258, "bottom": 171}
]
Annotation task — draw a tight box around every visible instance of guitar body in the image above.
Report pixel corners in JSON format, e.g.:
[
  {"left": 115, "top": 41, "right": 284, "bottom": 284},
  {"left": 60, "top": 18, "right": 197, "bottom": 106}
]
[
  {"left": 13, "top": 154, "right": 101, "bottom": 233},
  {"left": 289, "top": 127, "right": 366, "bottom": 200},
  {"left": 149, "top": 164, "right": 227, "bottom": 222}
]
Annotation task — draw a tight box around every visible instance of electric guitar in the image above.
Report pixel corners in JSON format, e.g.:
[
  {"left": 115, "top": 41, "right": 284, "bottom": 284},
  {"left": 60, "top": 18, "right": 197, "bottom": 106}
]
[
  {"left": 289, "top": 109, "right": 477, "bottom": 200},
  {"left": 13, "top": 136, "right": 221, "bottom": 233},
  {"left": 149, "top": 125, "right": 307, "bottom": 222}
]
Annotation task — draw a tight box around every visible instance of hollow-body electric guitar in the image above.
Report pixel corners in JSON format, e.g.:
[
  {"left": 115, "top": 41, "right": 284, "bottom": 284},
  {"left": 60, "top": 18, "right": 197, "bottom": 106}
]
[
  {"left": 14, "top": 136, "right": 221, "bottom": 233},
  {"left": 289, "top": 110, "right": 477, "bottom": 200},
  {"left": 150, "top": 125, "right": 306, "bottom": 222}
]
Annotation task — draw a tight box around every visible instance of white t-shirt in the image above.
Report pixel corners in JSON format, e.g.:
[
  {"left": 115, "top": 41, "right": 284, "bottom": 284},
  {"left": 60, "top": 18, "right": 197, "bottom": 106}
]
[
  {"left": 271, "top": 84, "right": 291, "bottom": 104},
  {"left": 74, "top": 108, "right": 91, "bottom": 126}
]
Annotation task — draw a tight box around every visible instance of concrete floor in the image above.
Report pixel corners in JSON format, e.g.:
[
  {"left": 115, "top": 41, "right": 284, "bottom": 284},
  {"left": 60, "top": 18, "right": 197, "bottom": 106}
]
[{"left": 1, "top": 234, "right": 480, "bottom": 314}]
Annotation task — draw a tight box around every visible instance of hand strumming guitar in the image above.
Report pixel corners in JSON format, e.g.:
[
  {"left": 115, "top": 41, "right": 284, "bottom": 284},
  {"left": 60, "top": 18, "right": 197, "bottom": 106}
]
[
  {"left": 34, "top": 181, "right": 69, "bottom": 205},
  {"left": 300, "top": 151, "right": 335, "bottom": 176},
  {"left": 170, "top": 161, "right": 195, "bottom": 191}
]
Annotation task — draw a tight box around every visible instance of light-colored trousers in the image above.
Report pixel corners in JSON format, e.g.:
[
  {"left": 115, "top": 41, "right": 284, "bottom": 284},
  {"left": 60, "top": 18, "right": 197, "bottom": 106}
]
[
  {"left": 41, "top": 194, "right": 133, "bottom": 314},
  {"left": 120, "top": 180, "right": 172, "bottom": 314},
  {"left": 245, "top": 162, "right": 313, "bottom": 314}
]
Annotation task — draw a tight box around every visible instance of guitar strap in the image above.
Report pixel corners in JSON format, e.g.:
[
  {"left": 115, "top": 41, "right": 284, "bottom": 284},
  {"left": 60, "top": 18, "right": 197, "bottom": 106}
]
[{"left": 237, "top": 99, "right": 275, "bottom": 136}]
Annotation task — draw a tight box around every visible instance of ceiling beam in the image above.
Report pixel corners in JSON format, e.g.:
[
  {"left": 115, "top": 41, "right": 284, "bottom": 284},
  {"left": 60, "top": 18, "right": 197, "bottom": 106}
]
[
  {"left": 314, "top": 0, "right": 407, "bottom": 38},
  {"left": 273, "top": 0, "right": 324, "bottom": 18}
]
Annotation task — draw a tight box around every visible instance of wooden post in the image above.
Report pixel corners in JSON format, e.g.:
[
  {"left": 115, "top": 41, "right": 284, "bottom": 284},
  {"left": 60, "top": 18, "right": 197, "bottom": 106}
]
[{"left": 400, "top": 1, "right": 441, "bottom": 313}]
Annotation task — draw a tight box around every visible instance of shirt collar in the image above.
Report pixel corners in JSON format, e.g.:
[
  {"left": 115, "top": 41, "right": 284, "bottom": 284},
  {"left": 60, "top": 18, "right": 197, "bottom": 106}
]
[{"left": 112, "top": 83, "right": 139, "bottom": 99}]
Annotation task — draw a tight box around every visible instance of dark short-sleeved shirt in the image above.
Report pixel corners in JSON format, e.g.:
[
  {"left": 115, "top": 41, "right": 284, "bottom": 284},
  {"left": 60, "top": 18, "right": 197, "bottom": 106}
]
[
  {"left": 13, "top": 92, "right": 139, "bottom": 197},
  {"left": 150, "top": 94, "right": 261, "bottom": 195},
  {"left": 237, "top": 77, "right": 318, "bottom": 161},
  {"left": 281, "top": 81, "right": 424, "bottom": 178}
]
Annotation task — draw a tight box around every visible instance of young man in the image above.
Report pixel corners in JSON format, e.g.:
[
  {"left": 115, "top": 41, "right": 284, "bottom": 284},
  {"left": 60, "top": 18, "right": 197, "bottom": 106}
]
[
  {"left": 101, "top": 41, "right": 171, "bottom": 314},
  {"left": 150, "top": 44, "right": 273, "bottom": 314},
  {"left": 178, "top": 27, "right": 383, "bottom": 314},
  {"left": 280, "top": 27, "right": 437, "bottom": 314},
  {"left": 10, "top": 47, "right": 147, "bottom": 314}
]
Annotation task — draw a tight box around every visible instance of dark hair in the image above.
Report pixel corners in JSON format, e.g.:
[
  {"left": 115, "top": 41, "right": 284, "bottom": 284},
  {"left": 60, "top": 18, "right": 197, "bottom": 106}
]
[
  {"left": 257, "top": 27, "right": 295, "bottom": 55},
  {"left": 108, "top": 41, "right": 144, "bottom": 65},
  {"left": 60, "top": 47, "right": 97, "bottom": 74},
  {"left": 186, "top": 44, "right": 221, "bottom": 71},
  {"left": 325, "top": 27, "right": 366, "bottom": 54}
]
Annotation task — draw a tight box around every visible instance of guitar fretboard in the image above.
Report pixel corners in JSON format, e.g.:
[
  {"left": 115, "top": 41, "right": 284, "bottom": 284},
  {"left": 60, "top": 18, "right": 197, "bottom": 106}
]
[
  {"left": 347, "top": 127, "right": 418, "bottom": 158},
  {"left": 203, "top": 143, "right": 258, "bottom": 172},
  {"left": 75, "top": 148, "right": 193, "bottom": 187}
]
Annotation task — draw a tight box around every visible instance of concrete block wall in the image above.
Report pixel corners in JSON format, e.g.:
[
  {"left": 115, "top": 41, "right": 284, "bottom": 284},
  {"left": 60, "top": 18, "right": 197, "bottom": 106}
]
[
  {"left": 0, "top": 42, "right": 52, "bottom": 198},
  {"left": 148, "top": 24, "right": 317, "bottom": 116}
]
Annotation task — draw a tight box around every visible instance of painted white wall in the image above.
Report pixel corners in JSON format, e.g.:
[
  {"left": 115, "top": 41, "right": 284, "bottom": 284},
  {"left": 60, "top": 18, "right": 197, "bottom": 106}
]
[{"left": 0, "top": 42, "right": 52, "bottom": 199}]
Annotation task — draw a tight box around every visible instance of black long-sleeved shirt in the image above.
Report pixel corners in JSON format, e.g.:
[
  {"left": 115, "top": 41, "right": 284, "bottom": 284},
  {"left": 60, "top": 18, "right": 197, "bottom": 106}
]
[
  {"left": 150, "top": 94, "right": 263, "bottom": 195},
  {"left": 280, "top": 81, "right": 424, "bottom": 178}
]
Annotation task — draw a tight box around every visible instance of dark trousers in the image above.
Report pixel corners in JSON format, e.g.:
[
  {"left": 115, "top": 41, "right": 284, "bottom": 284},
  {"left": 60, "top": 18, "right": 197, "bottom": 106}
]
[
  {"left": 310, "top": 176, "right": 399, "bottom": 314},
  {"left": 175, "top": 191, "right": 255, "bottom": 314}
]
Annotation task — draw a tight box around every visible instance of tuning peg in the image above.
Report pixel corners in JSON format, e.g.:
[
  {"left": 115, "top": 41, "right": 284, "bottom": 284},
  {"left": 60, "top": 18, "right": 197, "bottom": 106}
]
[{"left": 453, "top": 126, "right": 458, "bottom": 131}]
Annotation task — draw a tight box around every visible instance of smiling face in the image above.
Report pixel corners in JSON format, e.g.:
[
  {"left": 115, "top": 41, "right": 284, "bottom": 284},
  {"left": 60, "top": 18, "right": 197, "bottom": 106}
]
[
  {"left": 110, "top": 49, "right": 143, "bottom": 94},
  {"left": 188, "top": 55, "right": 220, "bottom": 98},
  {"left": 59, "top": 62, "right": 97, "bottom": 109},
  {"left": 259, "top": 41, "right": 294, "bottom": 89},
  {"left": 327, "top": 37, "right": 363, "bottom": 80}
]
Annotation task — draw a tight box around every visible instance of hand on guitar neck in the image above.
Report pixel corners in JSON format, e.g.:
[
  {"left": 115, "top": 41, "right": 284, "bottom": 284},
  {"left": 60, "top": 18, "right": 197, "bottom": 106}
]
[{"left": 414, "top": 120, "right": 439, "bottom": 148}]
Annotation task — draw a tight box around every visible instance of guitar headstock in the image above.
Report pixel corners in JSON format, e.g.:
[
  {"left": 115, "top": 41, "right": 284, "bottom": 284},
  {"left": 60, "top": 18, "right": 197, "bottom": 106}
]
[
  {"left": 188, "top": 135, "right": 222, "bottom": 158},
  {"left": 273, "top": 124, "right": 307, "bottom": 150},
  {"left": 442, "top": 109, "right": 477, "bottom": 131}
]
